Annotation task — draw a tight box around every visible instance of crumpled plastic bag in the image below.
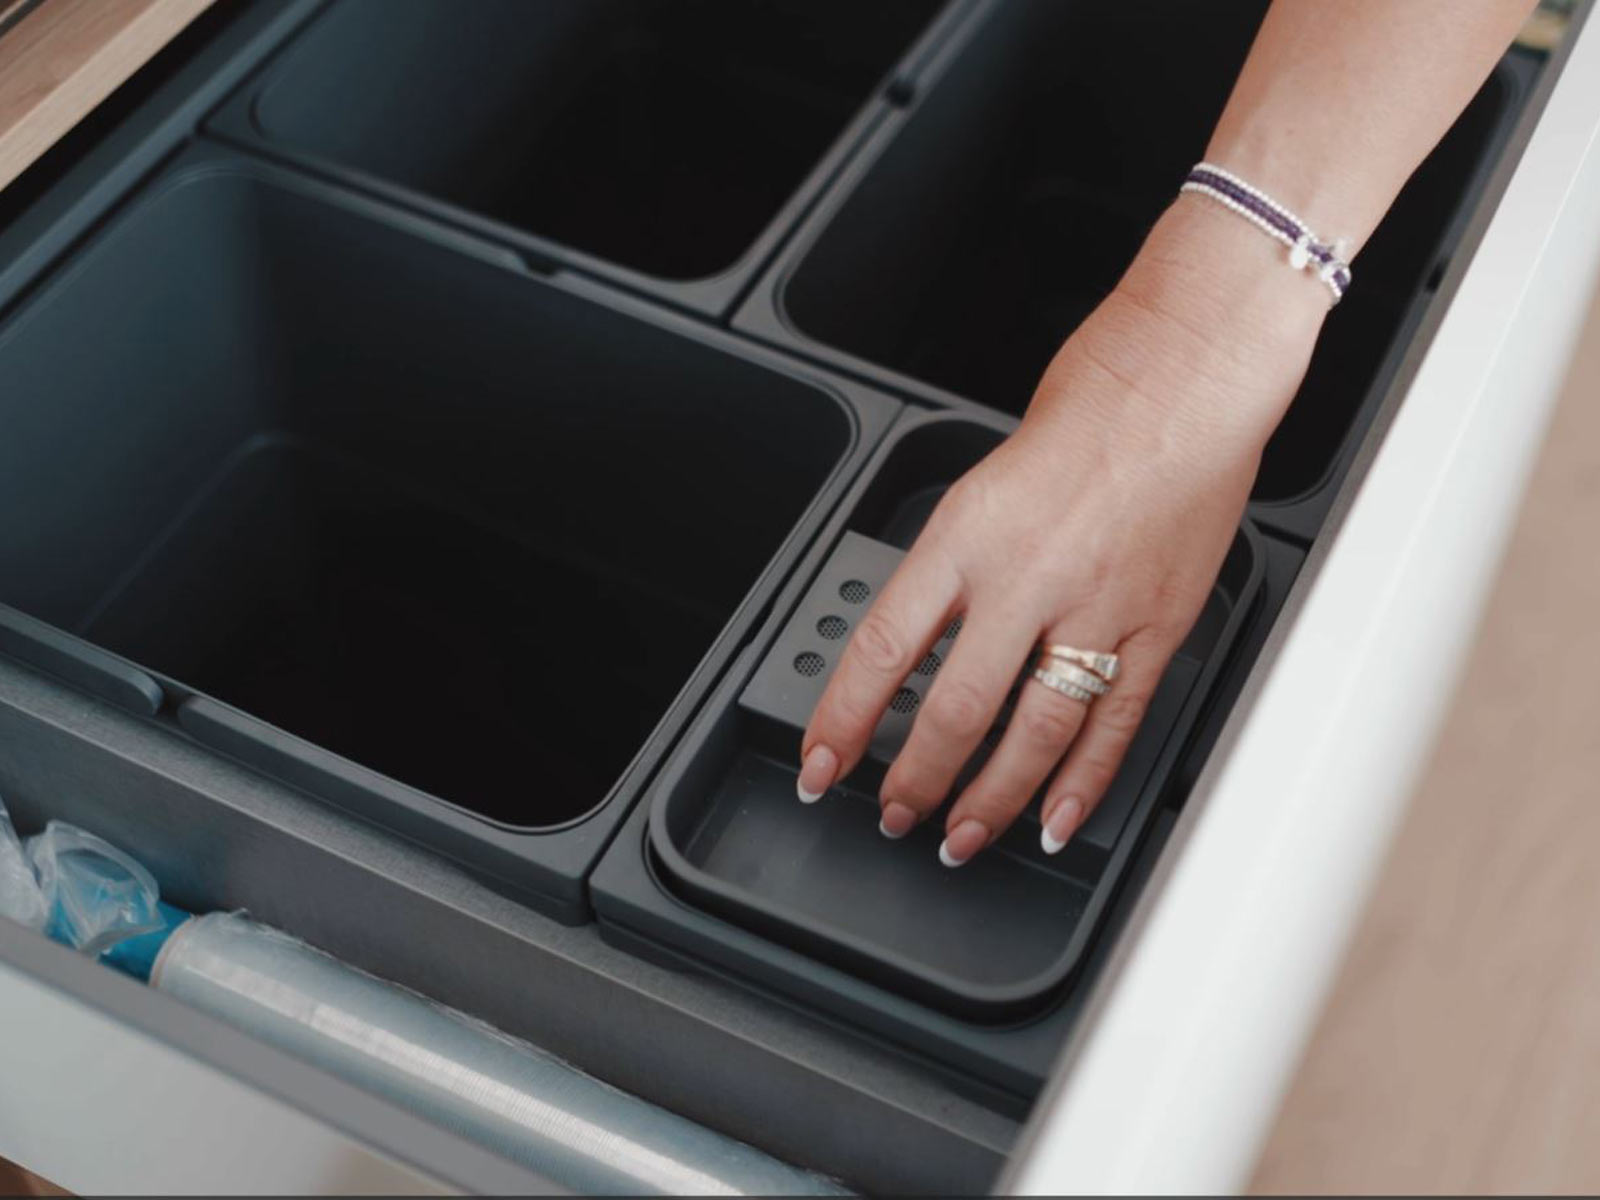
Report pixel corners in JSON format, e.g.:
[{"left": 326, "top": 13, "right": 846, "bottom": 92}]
[
  {"left": 0, "top": 796, "right": 161, "bottom": 955},
  {"left": 29, "top": 822, "right": 162, "bottom": 955},
  {"left": 0, "top": 800, "right": 47, "bottom": 932}
]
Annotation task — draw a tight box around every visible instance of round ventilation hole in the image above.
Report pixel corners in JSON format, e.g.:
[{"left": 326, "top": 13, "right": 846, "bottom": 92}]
[
  {"left": 817, "top": 615, "right": 849, "bottom": 641},
  {"left": 943, "top": 616, "right": 964, "bottom": 641},
  {"left": 794, "top": 651, "right": 826, "bottom": 678},
  {"left": 839, "top": 579, "right": 870, "bottom": 604},
  {"left": 916, "top": 651, "right": 941, "bottom": 677},
  {"left": 889, "top": 687, "right": 920, "bottom": 714}
]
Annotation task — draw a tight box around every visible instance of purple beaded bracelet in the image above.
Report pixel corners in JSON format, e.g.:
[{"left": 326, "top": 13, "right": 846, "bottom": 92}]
[{"left": 1181, "top": 162, "right": 1352, "bottom": 305}]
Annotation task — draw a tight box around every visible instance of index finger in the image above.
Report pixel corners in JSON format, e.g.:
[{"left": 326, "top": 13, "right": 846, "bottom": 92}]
[{"left": 799, "top": 547, "right": 961, "bottom": 801}]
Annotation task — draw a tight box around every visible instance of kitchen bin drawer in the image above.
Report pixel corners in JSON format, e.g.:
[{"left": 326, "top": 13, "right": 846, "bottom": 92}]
[{"left": 0, "top": 0, "right": 1576, "bottom": 1193}]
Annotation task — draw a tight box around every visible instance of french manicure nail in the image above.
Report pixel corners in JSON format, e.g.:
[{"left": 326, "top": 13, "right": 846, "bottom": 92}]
[
  {"left": 879, "top": 801, "right": 918, "bottom": 839},
  {"left": 939, "top": 819, "right": 989, "bottom": 868},
  {"left": 1041, "top": 798, "right": 1085, "bottom": 855},
  {"left": 797, "top": 744, "right": 839, "bottom": 803}
]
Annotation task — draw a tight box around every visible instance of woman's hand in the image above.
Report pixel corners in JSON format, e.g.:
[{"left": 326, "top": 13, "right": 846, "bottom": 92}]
[{"left": 798, "top": 198, "right": 1329, "bottom": 864}]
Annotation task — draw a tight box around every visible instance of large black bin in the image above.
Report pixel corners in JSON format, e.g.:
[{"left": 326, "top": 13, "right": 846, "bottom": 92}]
[
  {"left": 208, "top": 0, "right": 950, "bottom": 314},
  {"left": 0, "top": 153, "right": 895, "bottom": 918},
  {"left": 738, "top": 0, "right": 1534, "bottom": 538}
]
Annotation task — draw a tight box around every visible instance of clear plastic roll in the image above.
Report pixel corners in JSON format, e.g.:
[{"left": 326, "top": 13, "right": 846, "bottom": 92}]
[{"left": 152, "top": 913, "right": 846, "bottom": 1196}]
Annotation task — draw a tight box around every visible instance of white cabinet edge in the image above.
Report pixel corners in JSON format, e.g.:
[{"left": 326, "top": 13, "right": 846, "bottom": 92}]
[
  {"left": 1007, "top": 14, "right": 1600, "bottom": 1195},
  {"left": 0, "top": 958, "right": 454, "bottom": 1195}
]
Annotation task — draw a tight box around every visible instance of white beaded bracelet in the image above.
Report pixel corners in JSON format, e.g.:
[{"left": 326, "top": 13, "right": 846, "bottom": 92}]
[{"left": 1180, "top": 162, "right": 1353, "bottom": 305}]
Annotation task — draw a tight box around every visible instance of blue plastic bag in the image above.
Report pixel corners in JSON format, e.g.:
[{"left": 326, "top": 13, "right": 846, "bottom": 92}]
[{"left": 0, "top": 797, "right": 161, "bottom": 954}]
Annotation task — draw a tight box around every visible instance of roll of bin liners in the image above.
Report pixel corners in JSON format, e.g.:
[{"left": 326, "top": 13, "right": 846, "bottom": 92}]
[{"left": 151, "top": 912, "right": 845, "bottom": 1196}]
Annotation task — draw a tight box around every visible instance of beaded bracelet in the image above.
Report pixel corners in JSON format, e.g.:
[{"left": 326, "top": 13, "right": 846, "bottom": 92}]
[{"left": 1180, "top": 162, "right": 1352, "bottom": 305}]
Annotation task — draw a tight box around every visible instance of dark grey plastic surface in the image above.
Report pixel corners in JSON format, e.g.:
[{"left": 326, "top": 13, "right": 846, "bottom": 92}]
[
  {"left": 741, "top": 532, "right": 959, "bottom": 768},
  {"left": 590, "top": 410, "right": 1262, "bottom": 1092},
  {"left": 0, "top": 654, "right": 1014, "bottom": 1195},
  {"left": 0, "top": 605, "right": 163, "bottom": 718},
  {"left": 207, "top": 0, "right": 962, "bottom": 316},
  {"left": 595, "top": 522, "right": 1306, "bottom": 1105},
  {"left": 0, "top": 147, "right": 897, "bottom": 921},
  {"left": 736, "top": 531, "right": 1195, "bottom": 852},
  {"left": 735, "top": 0, "right": 1543, "bottom": 540}
]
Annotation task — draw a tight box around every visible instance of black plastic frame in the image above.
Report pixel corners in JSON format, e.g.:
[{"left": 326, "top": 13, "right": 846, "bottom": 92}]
[{"left": 204, "top": 0, "right": 976, "bottom": 319}]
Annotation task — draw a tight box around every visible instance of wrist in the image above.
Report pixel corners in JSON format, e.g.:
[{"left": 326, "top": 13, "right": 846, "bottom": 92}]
[
  {"left": 1021, "top": 195, "right": 1331, "bottom": 462},
  {"left": 1114, "top": 193, "right": 1330, "bottom": 434},
  {"left": 1121, "top": 192, "right": 1332, "bottom": 356}
]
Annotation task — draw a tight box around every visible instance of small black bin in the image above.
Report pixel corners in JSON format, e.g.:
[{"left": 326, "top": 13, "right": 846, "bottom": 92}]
[
  {"left": 0, "top": 157, "right": 891, "bottom": 917},
  {"left": 595, "top": 411, "right": 1264, "bottom": 1095},
  {"left": 744, "top": 0, "right": 1532, "bottom": 534},
  {"left": 208, "top": 0, "right": 949, "bottom": 313}
]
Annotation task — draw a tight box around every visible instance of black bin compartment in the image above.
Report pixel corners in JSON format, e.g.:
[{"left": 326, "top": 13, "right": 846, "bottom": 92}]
[
  {"left": 208, "top": 0, "right": 949, "bottom": 314},
  {"left": 594, "top": 411, "right": 1264, "bottom": 1096},
  {"left": 743, "top": 0, "right": 1534, "bottom": 536},
  {"left": 0, "top": 156, "right": 892, "bottom": 918}
]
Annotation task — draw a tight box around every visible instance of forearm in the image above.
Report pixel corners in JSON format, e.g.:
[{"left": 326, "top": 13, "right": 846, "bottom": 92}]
[
  {"left": 1208, "top": 0, "right": 1536, "bottom": 254},
  {"left": 803, "top": 1, "right": 1546, "bottom": 862},
  {"left": 1028, "top": 0, "right": 1536, "bottom": 449}
]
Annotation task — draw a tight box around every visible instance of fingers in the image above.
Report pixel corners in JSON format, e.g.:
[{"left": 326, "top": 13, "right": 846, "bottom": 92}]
[
  {"left": 1038, "top": 631, "right": 1173, "bottom": 855},
  {"left": 799, "top": 547, "right": 961, "bottom": 802},
  {"left": 799, "top": 539, "right": 1176, "bottom": 868},
  {"left": 937, "top": 618, "right": 1121, "bottom": 866},
  {"left": 878, "top": 601, "right": 1043, "bottom": 839}
]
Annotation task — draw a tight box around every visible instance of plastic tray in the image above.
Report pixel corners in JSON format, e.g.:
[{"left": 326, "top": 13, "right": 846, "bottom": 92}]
[
  {"left": 0, "top": 147, "right": 898, "bottom": 921},
  {"left": 206, "top": 0, "right": 961, "bottom": 316},
  {"left": 593, "top": 410, "right": 1268, "bottom": 1093},
  {"left": 734, "top": 0, "right": 1542, "bottom": 540}
]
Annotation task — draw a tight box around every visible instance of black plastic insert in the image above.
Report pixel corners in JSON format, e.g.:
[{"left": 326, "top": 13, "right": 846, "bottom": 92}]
[
  {"left": 236, "top": 0, "right": 943, "bottom": 281},
  {"left": 0, "top": 166, "right": 856, "bottom": 831},
  {"left": 778, "top": 0, "right": 1520, "bottom": 504},
  {"left": 643, "top": 415, "right": 1264, "bottom": 1025}
]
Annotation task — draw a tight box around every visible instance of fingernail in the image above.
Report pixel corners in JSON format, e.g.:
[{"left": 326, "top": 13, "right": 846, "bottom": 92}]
[
  {"left": 1041, "top": 798, "right": 1085, "bottom": 855},
  {"left": 939, "top": 819, "right": 989, "bottom": 868},
  {"left": 879, "top": 801, "right": 918, "bottom": 839},
  {"left": 797, "top": 745, "right": 838, "bottom": 804}
]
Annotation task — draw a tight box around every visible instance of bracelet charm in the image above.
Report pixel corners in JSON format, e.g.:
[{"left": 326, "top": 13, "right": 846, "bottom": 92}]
[{"left": 1180, "top": 162, "right": 1353, "bottom": 305}]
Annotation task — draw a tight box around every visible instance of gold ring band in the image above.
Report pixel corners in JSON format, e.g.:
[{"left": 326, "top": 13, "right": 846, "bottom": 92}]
[{"left": 1039, "top": 643, "right": 1120, "bottom": 682}]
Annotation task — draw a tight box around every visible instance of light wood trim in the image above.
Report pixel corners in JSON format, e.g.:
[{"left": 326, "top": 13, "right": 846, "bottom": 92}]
[
  {"left": 1252, "top": 265, "right": 1600, "bottom": 1195},
  {"left": 0, "top": 0, "right": 215, "bottom": 192}
]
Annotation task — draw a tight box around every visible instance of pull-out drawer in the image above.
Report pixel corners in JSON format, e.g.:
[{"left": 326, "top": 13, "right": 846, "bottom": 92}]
[{"left": 0, "top": 1, "right": 1594, "bottom": 1194}]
